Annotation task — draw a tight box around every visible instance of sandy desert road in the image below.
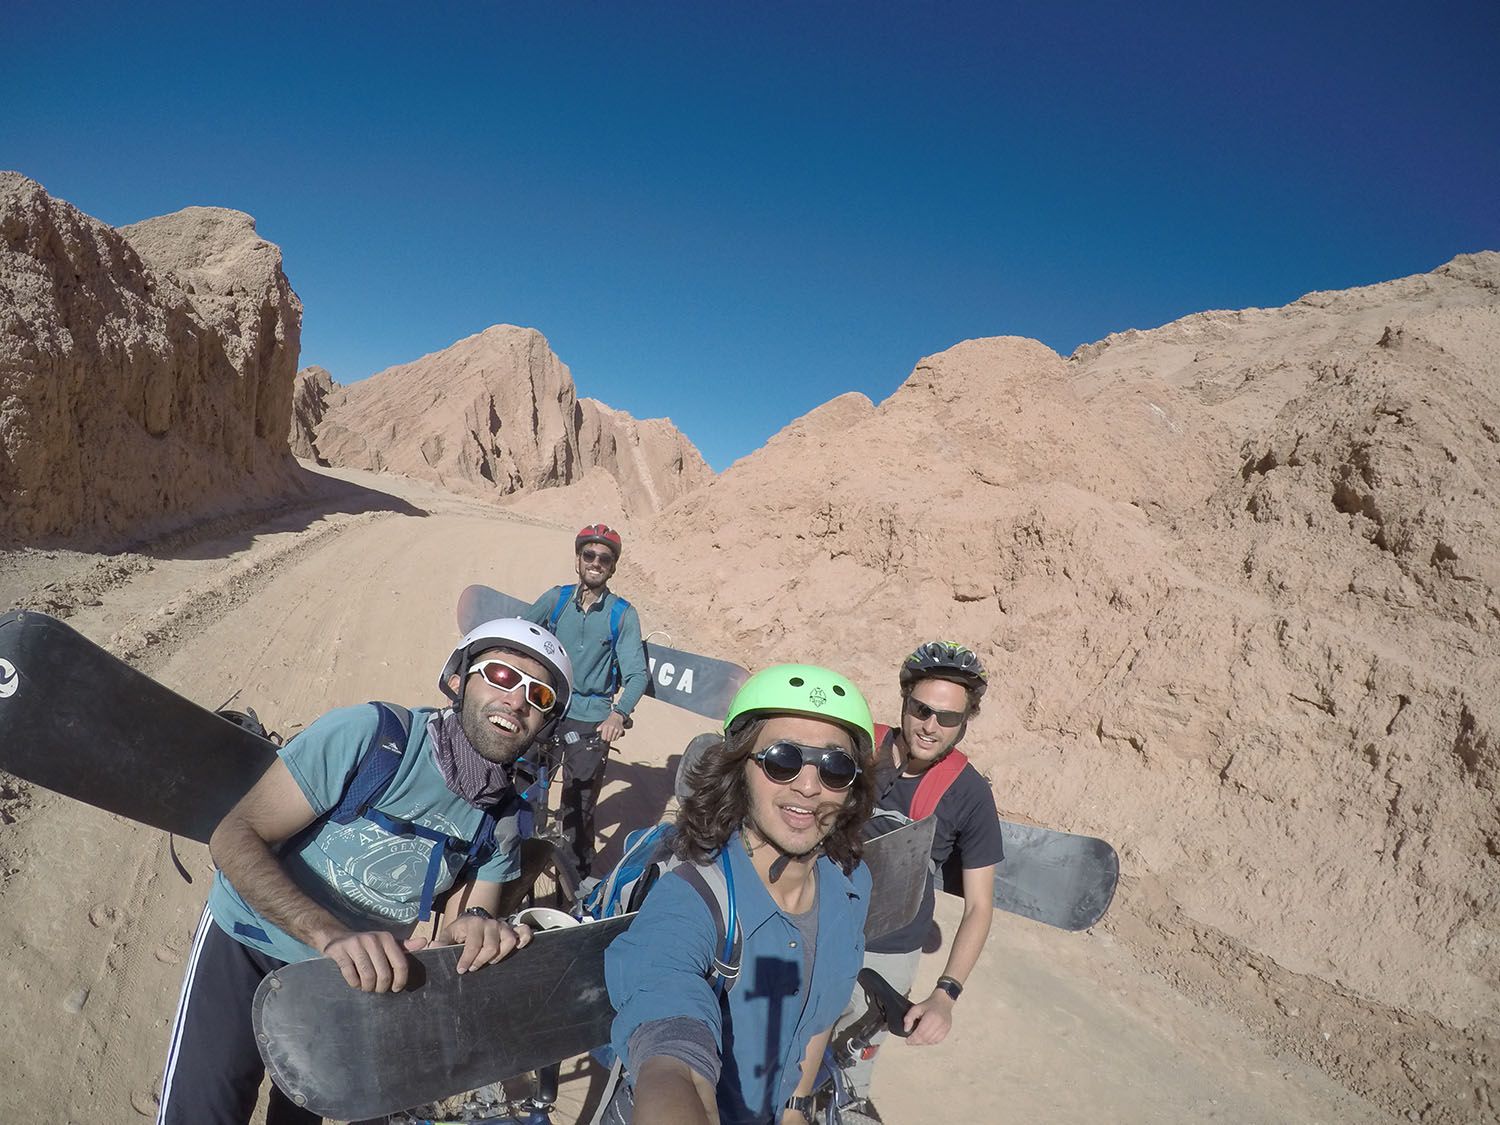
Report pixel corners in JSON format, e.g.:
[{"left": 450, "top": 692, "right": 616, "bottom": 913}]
[{"left": 0, "top": 464, "right": 1393, "bottom": 1124}]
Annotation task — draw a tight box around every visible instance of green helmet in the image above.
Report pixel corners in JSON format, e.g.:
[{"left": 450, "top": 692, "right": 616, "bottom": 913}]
[{"left": 724, "top": 664, "right": 875, "bottom": 757}]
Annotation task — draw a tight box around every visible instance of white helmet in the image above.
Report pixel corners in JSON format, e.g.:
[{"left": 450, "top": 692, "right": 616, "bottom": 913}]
[{"left": 439, "top": 618, "right": 574, "bottom": 718}]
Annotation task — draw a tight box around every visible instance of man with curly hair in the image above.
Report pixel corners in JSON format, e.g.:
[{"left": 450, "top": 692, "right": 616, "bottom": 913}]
[{"left": 604, "top": 664, "right": 877, "bottom": 1125}]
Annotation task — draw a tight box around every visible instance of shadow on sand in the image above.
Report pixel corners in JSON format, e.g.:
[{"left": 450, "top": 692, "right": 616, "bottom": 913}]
[
  {"left": 4, "top": 462, "right": 434, "bottom": 561},
  {"left": 589, "top": 755, "right": 680, "bottom": 874},
  {"left": 143, "top": 463, "right": 432, "bottom": 562}
]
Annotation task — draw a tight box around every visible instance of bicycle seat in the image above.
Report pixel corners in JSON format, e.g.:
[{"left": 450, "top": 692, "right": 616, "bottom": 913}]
[{"left": 856, "top": 967, "right": 914, "bottom": 1037}]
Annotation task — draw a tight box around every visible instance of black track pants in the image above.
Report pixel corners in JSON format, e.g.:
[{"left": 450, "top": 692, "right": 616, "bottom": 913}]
[{"left": 157, "top": 907, "right": 320, "bottom": 1125}]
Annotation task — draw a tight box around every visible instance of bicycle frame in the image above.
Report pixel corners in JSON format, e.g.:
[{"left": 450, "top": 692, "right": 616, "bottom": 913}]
[{"left": 814, "top": 968, "right": 913, "bottom": 1123}]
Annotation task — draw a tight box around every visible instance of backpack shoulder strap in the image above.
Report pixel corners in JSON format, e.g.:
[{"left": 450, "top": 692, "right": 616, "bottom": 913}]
[
  {"left": 547, "top": 585, "right": 576, "bottom": 633},
  {"left": 608, "top": 595, "right": 629, "bottom": 638},
  {"left": 909, "top": 749, "right": 969, "bottom": 822},
  {"left": 673, "top": 851, "right": 741, "bottom": 993},
  {"left": 604, "top": 595, "right": 630, "bottom": 695},
  {"left": 325, "top": 702, "right": 413, "bottom": 824}
]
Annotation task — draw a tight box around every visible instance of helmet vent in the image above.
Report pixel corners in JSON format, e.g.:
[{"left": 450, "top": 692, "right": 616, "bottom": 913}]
[
  {"left": 789, "top": 676, "right": 805, "bottom": 687},
  {"left": 832, "top": 684, "right": 846, "bottom": 697}
]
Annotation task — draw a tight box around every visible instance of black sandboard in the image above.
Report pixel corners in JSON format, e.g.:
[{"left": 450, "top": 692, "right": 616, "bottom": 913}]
[
  {"left": 251, "top": 802, "right": 936, "bottom": 1120},
  {"left": 0, "top": 610, "right": 277, "bottom": 841},
  {"left": 457, "top": 584, "right": 750, "bottom": 721},
  {"left": 253, "top": 914, "right": 632, "bottom": 1121},
  {"left": 942, "top": 818, "right": 1119, "bottom": 931},
  {"left": 862, "top": 815, "right": 938, "bottom": 942}
]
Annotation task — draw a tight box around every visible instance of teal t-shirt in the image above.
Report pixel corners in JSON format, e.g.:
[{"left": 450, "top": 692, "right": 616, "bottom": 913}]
[{"left": 207, "top": 704, "right": 522, "bottom": 964}]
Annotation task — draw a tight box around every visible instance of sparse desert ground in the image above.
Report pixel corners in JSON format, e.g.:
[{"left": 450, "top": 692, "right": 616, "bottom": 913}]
[{"left": 0, "top": 464, "right": 1398, "bottom": 1124}]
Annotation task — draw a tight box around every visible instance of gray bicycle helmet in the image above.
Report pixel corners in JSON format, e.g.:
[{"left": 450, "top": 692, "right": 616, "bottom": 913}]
[
  {"left": 898, "top": 640, "right": 988, "bottom": 700},
  {"left": 439, "top": 617, "right": 574, "bottom": 717}
]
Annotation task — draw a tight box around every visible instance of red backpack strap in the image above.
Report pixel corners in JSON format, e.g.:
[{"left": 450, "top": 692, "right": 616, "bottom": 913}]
[{"left": 909, "top": 749, "right": 969, "bottom": 822}]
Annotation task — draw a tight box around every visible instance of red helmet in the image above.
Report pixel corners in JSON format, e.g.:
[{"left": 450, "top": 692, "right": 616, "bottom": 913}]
[{"left": 575, "top": 523, "right": 623, "bottom": 558}]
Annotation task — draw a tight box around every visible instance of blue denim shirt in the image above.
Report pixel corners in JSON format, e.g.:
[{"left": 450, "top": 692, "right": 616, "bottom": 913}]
[{"left": 605, "top": 834, "right": 871, "bottom": 1123}]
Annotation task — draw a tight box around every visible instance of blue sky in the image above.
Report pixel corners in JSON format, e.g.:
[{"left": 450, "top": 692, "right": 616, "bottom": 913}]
[{"left": 7, "top": 1, "right": 1498, "bottom": 469}]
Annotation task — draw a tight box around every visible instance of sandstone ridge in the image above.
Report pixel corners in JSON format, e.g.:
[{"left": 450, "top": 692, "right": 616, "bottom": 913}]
[
  {"left": 300, "top": 326, "right": 711, "bottom": 519},
  {"left": 624, "top": 254, "right": 1500, "bottom": 1122}
]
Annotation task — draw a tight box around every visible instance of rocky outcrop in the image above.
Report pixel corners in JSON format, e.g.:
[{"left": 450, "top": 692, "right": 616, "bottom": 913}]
[
  {"left": 309, "top": 324, "right": 711, "bottom": 516},
  {"left": 627, "top": 255, "right": 1500, "bottom": 1077},
  {"left": 289, "top": 365, "right": 338, "bottom": 461},
  {"left": 0, "top": 174, "right": 302, "bottom": 545},
  {"left": 576, "top": 397, "right": 711, "bottom": 517}
]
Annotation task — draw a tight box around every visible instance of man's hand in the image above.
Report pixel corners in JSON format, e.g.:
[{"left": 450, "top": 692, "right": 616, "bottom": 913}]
[
  {"left": 596, "top": 711, "right": 627, "bottom": 744},
  {"left": 780, "top": 1109, "right": 812, "bottom": 1125},
  {"left": 902, "top": 988, "right": 956, "bottom": 1045},
  {"left": 436, "top": 914, "right": 533, "bottom": 974},
  {"left": 320, "top": 929, "right": 420, "bottom": 993}
]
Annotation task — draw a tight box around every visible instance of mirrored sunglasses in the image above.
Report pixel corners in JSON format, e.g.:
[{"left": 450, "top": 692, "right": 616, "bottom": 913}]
[
  {"left": 467, "top": 659, "right": 557, "bottom": 714},
  {"left": 905, "top": 697, "right": 966, "bottom": 728},
  {"left": 752, "top": 740, "right": 861, "bottom": 791}
]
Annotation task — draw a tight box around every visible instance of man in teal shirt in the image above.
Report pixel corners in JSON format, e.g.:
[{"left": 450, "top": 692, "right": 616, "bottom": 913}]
[{"left": 524, "top": 523, "right": 649, "bottom": 879}]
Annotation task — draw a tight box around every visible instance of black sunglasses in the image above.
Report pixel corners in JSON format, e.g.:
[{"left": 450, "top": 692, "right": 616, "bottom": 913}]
[
  {"left": 905, "top": 697, "right": 966, "bottom": 728},
  {"left": 752, "top": 740, "right": 861, "bottom": 791},
  {"left": 579, "top": 547, "right": 616, "bottom": 565}
]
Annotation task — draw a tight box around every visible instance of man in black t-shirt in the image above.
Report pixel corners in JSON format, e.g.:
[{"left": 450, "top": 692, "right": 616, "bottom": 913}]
[{"left": 832, "top": 641, "right": 1003, "bottom": 1120}]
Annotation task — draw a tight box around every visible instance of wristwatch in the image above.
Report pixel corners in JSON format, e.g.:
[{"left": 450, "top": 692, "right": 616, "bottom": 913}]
[
  {"left": 461, "top": 905, "right": 495, "bottom": 921},
  {"left": 784, "top": 1093, "right": 816, "bottom": 1116},
  {"left": 935, "top": 975, "right": 964, "bottom": 1001}
]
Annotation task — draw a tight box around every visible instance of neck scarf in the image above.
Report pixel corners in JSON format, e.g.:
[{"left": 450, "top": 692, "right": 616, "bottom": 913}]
[{"left": 430, "top": 709, "right": 514, "bottom": 809}]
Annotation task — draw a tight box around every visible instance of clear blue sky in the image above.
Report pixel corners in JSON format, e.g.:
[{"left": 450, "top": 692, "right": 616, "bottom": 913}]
[{"left": 7, "top": 1, "right": 1497, "bottom": 470}]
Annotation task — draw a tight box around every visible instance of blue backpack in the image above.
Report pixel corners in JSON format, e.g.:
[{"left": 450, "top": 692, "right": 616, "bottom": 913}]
[
  {"left": 580, "top": 822, "right": 742, "bottom": 993},
  {"left": 287, "top": 702, "right": 507, "bottom": 921},
  {"left": 546, "top": 585, "right": 632, "bottom": 699}
]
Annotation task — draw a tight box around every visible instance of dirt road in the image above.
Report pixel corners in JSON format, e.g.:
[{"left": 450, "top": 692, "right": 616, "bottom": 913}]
[{"left": 0, "top": 464, "right": 1393, "bottom": 1123}]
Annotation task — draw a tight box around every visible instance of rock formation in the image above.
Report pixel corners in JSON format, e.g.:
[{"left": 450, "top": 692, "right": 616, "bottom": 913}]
[
  {"left": 307, "top": 324, "right": 711, "bottom": 516},
  {"left": 0, "top": 174, "right": 302, "bottom": 545},
  {"left": 289, "top": 365, "right": 338, "bottom": 461},
  {"left": 624, "top": 254, "right": 1500, "bottom": 1117}
]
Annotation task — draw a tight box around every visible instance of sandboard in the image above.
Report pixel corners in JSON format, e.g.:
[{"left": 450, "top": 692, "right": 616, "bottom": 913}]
[
  {"left": 0, "top": 610, "right": 277, "bottom": 841},
  {"left": 251, "top": 816, "right": 937, "bottom": 1120},
  {"left": 861, "top": 814, "right": 937, "bottom": 942},
  {"left": 940, "top": 818, "right": 1119, "bottom": 931},
  {"left": 253, "top": 914, "right": 631, "bottom": 1121},
  {"left": 457, "top": 584, "right": 750, "bottom": 721}
]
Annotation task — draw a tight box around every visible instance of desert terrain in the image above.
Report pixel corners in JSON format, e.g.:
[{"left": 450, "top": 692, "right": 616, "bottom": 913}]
[
  {"left": 0, "top": 467, "right": 1396, "bottom": 1125},
  {"left": 2, "top": 173, "right": 1496, "bottom": 1123}
]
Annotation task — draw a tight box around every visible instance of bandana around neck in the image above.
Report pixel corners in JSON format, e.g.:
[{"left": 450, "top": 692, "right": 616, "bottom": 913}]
[{"left": 430, "top": 709, "right": 514, "bottom": 809}]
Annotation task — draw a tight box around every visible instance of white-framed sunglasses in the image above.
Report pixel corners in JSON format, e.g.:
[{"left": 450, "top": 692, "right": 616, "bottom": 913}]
[{"left": 467, "top": 659, "right": 558, "bottom": 714}]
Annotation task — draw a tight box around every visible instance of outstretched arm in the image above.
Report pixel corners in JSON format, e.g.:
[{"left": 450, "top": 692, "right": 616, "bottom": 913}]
[
  {"left": 633, "top": 1056, "right": 719, "bottom": 1124},
  {"left": 209, "top": 759, "right": 416, "bottom": 992}
]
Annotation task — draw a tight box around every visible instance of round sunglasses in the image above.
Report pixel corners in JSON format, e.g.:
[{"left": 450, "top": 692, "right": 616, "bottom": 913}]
[
  {"left": 467, "top": 659, "right": 557, "bottom": 714},
  {"left": 751, "top": 740, "right": 862, "bottom": 791}
]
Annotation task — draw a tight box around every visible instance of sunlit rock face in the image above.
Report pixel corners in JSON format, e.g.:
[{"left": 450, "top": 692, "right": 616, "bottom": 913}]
[{"left": 0, "top": 173, "right": 302, "bottom": 545}]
